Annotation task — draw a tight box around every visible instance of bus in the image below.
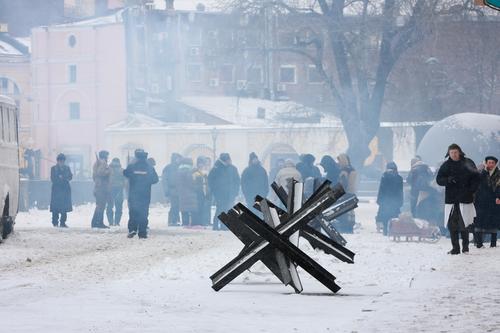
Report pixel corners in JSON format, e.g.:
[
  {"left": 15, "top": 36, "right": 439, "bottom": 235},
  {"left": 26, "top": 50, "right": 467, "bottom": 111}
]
[{"left": 0, "top": 95, "right": 19, "bottom": 241}]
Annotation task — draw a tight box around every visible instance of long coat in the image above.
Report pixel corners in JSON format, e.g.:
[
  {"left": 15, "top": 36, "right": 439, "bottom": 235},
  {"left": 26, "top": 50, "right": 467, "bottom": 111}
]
[
  {"left": 176, "top": 164, "right": 198, "bottom": 212},
  {"left": 376, "top": 170, "right": 403, "bottom": 223},
  {"left": 123, "top": 159, "right": 159, "bottom": 208},
  {"left": 241, "top": 163, "right": 269, "bottom": 204},
  {"left": 436, "top": 157, "right": 479, "bottom": 204},
  {"left": 50, "top": 165, "right": 73, "bottom": 213},
  {"left": 208, "top": 160, "right": 240, "bottom": 204},
  {"left": 474, "top": 168, "right": 500, "bottom": 230}
]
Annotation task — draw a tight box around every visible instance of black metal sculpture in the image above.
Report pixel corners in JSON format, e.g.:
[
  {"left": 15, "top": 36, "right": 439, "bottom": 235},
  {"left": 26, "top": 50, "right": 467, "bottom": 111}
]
[{"left": 210, "top": 179, "right": 358, "bottom": 294}]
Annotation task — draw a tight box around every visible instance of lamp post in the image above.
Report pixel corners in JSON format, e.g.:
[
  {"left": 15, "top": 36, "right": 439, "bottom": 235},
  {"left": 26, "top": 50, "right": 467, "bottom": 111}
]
[{"left": 210, "top": 127, "right": 218, "bottom": 163}]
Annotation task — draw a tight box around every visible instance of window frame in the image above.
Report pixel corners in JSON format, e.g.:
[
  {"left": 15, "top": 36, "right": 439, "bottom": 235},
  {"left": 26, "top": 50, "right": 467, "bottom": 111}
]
[
  {"left": 279, "top": 65, "right": 297, "bottom": 84},
  {"left": 69, "top": 65, "right": 77, "bottom": 83},
  {"left": 69, "top": 102, "right": 81, "bottom": 120}
]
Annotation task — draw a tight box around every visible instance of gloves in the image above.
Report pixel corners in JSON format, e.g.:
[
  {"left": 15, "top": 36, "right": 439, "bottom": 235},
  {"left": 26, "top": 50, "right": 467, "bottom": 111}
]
[{"left": 448, "top": 176, "right": 457, "bottom": 185}]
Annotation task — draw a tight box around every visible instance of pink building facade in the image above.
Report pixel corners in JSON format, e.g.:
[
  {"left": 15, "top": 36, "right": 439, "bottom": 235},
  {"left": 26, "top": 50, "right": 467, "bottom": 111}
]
[{"left": 31, "top": 14, "right": 127, "bottom": 178}]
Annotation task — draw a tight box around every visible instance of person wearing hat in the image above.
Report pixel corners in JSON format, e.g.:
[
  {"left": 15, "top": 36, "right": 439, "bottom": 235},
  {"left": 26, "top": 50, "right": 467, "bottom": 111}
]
[
  {"left": 161, "top": 153, "right": 183, "bottom": 226},
  {"left": 241, "top": 152, "right": 269, "bottom": 212},
  {"left": 208, "top": 153, "right": 240, "bottom": 230},
  {"left": 91, "top": 150, "right": 111, "bottom": 229},
  {"left": 106, "top": 157, "right": 126, "bottom": 226},
  {"left": 375, "top": 162, "right": 404, "bottom": 236},
  {"left": 474, "top": 156, "right": 500, "bottom": 248},
  {"left": 124, "top": 149, "right": 159, "bottom": 238},
  {"left": 406, "top": 157, "right": 434, "bottom": 217},
  {"left": 50, "top": 153, "right": 73, "bottom": 227},
  {"left": 436, "top": 144, "right": 480, "bottom": 254}
]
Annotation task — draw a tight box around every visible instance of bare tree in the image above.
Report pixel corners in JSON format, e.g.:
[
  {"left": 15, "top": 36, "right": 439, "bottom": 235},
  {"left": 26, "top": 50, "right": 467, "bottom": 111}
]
[{"left": 216, "top": 0, "right": 459, "bottom": 168}]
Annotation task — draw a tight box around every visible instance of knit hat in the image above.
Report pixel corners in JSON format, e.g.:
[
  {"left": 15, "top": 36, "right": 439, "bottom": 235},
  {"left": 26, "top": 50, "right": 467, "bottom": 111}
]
[
  {"left": 485, "top": 156, "right": 498, "bottom": 163},
  {"left": 386, "top": 161, "right": 398, "bottom": 171},
  {"left": 220, "top": 153, "right": 231, "bottom": 162}
]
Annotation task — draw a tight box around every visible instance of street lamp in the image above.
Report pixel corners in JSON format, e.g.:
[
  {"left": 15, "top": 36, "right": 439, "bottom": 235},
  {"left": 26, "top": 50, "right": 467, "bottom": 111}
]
[{"left": 210, "top": 127, "right": 218, "bottom": 162}]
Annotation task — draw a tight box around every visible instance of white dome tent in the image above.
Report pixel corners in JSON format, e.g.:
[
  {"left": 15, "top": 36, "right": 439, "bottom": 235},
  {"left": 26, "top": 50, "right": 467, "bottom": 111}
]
[{"left": 417, "top": 113, "right": 500, "bottom": 167}]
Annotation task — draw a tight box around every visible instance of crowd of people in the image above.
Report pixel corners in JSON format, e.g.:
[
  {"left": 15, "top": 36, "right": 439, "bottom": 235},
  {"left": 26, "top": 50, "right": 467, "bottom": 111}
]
[
  {"left": 374, "top": 143, "right": 499, "bottom": 255},
  {"left": 49, "top": 142, "right": 498, "bottom": 251},
  {"left": 49, "top": 150, "right": 358, "bottom": 237}
]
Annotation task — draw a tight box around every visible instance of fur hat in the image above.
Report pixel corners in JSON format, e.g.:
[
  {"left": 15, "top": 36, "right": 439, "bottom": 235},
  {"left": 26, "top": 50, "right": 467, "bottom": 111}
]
[
  {"left": 98, "top": 150, "right": 109, "bottom": 159},
  {"left": 134, "top": 149, "right": 148, "bottom": 160},
  {"left": 445, "top": 143, "right": 465, "bottom": 158}
]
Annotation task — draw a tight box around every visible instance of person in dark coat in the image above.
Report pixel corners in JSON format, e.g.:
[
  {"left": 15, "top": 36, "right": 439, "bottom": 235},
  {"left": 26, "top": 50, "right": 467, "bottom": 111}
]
[
  {"left": 376, "top": 162, "right": 403, "bottom": 236},
  {"left": 176, "top": 158, "right": 198, "bottom": 226},
  {"left": 296, "top": 154, "right": 321, "bottom": 181},
  {"left": 193, "top": 156, "right": 211, "bottom": 226},
  {"left": 91, "top": 150, "right": 111, "bottom": 229},
  {"left": 161, "top": 153, "right": 182, "bottom": 226},
  {"left": 436, "top": 144, "right": 480, "bottom": 254},
  {"left": 208, "top": 153, "right": 240, "bottom": 231},
  {"left": 50, "top": 153, "right": 73, "bottom": 227},
  {"left": 106, "top": 158, "right": 126, "bottom": 226},
  {"left": 124, "top": 149, "right": 159, "bottom": 239},
  {"left": 407, "top": 158, "right": 434, "bottom": 216},
  {"left": 320, "top": 155, "right": 341, "bottom": 185},
  {"left": 241, "top": 152, "right": 269, "bottom": 209},
  {"left": 474, "top": 156, "right": 500, "bottom": 248}
]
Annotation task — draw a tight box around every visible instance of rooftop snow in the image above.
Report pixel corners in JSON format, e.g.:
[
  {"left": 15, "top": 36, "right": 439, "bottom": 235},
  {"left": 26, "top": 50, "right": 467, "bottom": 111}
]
[
  {"left": 0, "top": 40, "right": 24, "bottom": 56},
  {"left": 49, "top": 10, "right": 124, "bottom": 29},
  {"left": 180, "top": 95, "right": 342, "bottom": 127}
]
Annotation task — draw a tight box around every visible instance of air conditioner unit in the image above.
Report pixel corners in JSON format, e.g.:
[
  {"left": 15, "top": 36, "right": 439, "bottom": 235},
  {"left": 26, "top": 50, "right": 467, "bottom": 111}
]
[
  {"left": 190, "top": 47, "right": 200, "bottom": 56},
  {"left": 276, "top": 83, "right": 287, "bottom": 92},
  {"left": 209, "top": 78, "right": 219, "bottom": 87},
  {"left": 236, "top": 80, "right": 247, "bottom": 91}
]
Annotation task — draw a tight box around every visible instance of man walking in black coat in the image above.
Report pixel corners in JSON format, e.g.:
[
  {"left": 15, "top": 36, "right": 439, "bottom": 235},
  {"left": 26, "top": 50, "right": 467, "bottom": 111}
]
[
  {"left": 436, "top": 144, "right": 480, "bottom": 254},
  {"left": 474, "top": 156, "right": 500, "bottom": 248},
  {"left": 376, "top": 162, "right": 403, "bottom": 236},
  {"left": 124, "top": 149, "right": 159, "bottom": 239},
  {"left": 320, "top": 155, "right": 341, "bottom": 185},
  {"left": 241, "top": 152, "right": 269, "bottom": 210},
  {"left": 50, "top": 153, "right": 73, "bottom": 227},
  {"left": 161, "top": 153, "right": 182, "bottom": 226},
  {"left": 296, "top": 154, "right": 321, "bottom": 181},
  {"left": 208, "top": 153, "right": 240, "bottom": 231}
]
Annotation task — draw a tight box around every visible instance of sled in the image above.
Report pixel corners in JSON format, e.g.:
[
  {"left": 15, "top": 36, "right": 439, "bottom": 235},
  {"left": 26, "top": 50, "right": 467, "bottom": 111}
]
[{"left": 388, "top": 215, "right": 440, "bottom": 243}]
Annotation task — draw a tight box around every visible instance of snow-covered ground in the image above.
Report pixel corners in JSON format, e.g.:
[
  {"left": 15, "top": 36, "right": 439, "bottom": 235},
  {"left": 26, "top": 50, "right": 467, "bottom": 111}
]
[{"left": 1, "top": 201, "right": 499, "bottom": 332}]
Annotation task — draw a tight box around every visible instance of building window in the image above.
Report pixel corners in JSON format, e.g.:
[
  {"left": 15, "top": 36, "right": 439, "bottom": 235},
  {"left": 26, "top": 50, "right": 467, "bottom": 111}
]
[
  {"left": 69, "top": 102, "right": 80, "bottom": 120},
  {"left": 279, "top": 65, "right": 297, "bottom": 84},
  {"left": 220, "top": 64, "right": 234, "bottom": 83},
  {"left": 247, "top": 66, "right": 263, "bottom": 84},
  {"left": 187, "top": 64, "right": 202, "bottom": 82},
  {"left": 307, "top": 65, "right": 323, "bottom": 84},
  {"left": 69, "top": 65, "right": 77, "bottom": 83},
  {"left": 68, "top": 35, "right": 77, "bottom": 48}
]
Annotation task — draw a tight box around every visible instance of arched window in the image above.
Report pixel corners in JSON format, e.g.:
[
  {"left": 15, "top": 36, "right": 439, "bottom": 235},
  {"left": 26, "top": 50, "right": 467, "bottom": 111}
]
[{"left": 0, "top": 77, "right": 21, "bottom": 107}]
